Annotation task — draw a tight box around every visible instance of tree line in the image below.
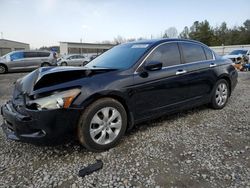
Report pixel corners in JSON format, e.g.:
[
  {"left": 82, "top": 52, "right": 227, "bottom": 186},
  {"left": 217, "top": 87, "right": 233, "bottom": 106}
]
[
  {"left": 111, "top": 19, "right": 250, "bottom": 46},
  {"left": 39, "top": 19, "right": 250, "bottom": 51},
  {"left": 178, "top": 19, "right": 250, "bottom": 46}
]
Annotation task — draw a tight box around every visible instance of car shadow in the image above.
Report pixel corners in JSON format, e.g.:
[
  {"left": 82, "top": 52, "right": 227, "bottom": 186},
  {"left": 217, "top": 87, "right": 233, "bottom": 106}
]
[
  {"left": 126, "top": 104, "right": 209, "bottom": 136},
  {"left": 11, "top": 104, "right": 210, "bottom": 156}
]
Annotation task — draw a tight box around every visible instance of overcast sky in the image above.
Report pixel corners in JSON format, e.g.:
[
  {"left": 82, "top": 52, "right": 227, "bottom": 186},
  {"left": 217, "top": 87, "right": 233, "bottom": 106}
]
[{"left": 0, "top": 0, "right": 249, "bottom": 48}]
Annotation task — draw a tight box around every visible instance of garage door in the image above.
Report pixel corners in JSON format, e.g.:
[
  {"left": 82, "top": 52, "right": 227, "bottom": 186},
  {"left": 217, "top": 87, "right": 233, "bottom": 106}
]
[{"left": 0, "top": 48, "right": 11, "bottom": 56}]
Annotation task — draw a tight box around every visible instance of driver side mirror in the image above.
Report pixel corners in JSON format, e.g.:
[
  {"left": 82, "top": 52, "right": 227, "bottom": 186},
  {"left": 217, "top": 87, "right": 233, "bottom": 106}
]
[{"left": 144, "top": 61, "right": 163, "bottom": 71}]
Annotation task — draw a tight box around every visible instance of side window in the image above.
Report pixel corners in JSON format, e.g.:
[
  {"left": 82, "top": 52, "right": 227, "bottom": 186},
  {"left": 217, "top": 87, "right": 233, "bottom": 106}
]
[
  {"left": 10, "top": 52, "right": 24, "bottom": 61},
  {"left": 38, "top": 52, "right": 50, "bottom": 57},
  {"left": 203, "top": 47, "right": 214, "bottom": 60},
  {"left": 146, "top": 43, "right": 181, "bottom": 67},
  {"left": 181, "top": 43, "right": 206, "bottom": 63},
  {"left": 24, "top": 52, "right": 38, "bottom": 58}
]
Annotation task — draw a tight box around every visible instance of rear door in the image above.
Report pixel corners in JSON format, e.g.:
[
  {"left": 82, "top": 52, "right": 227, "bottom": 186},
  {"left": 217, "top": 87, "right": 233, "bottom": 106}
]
[
  {"left": 178, "top": 42, "right": 217, "bottom": 101},
  {"left": 68, "top": 55, "right": 78, "bottom": 66},
  {"left": 23, "top": 52, "right": 41, "bottom": 69},
  {"left": 133, "top": 42, "right": 192, "bottom": 119},
  {"left": 38, "top": 52, "right": 51, "bottom": 65},
  {"left": 75, "top": 55, "right": 84, "bottom": 66}
]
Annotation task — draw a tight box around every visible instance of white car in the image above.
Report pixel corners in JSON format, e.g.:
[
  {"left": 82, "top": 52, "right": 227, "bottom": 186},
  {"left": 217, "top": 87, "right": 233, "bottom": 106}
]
[
  {"left": 223, "top": 49, "right": 250, "bottom": 63},
  {"left": 57, "top": 54, "right": 89, "bottom": 66}
]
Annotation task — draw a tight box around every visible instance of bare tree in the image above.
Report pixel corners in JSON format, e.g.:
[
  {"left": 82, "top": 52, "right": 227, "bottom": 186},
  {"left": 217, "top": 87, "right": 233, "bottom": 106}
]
[
  {"left": 113, "top": 35, "right": 126, "bottom": 44},
  {"left": 163, "top": 27, "right": 178, "bottom": 38},
  {"left": 101, "top": 40, "right": 112, "bottom": 44},
  {"left": 179, "top": 26, "right": 190, "bottom": 39}
]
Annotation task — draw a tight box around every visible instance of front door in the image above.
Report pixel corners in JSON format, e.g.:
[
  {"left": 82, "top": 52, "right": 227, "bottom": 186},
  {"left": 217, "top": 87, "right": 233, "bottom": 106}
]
[{"left": 132, "top": 42, "right": 191, "bottom": 119}]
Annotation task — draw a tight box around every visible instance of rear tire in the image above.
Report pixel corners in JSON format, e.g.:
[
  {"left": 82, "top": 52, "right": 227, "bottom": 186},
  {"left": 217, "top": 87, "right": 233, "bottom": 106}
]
[
  {"left": 61, "top": 62, "right": 67, "bottom": 66},
  {"left": 77, "top": 98, "right": 127, "bottom": 151},
  {"left": 210, "top": 79, "right": 229, "bottom": 109},
  {"left": 0, "top": 64, "right": 7, "bottom": 74},
  {"left": 83, "top": 61, "right": 88, "bottom": 66},
  {"left": 41, "top": 62, "right": 50, "bottom": 67}
]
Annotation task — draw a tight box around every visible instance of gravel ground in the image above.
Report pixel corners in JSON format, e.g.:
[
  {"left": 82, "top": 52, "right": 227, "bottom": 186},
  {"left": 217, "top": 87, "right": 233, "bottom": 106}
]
[{"left": 0, "top": 72, "right": 249, "bottom": 188}]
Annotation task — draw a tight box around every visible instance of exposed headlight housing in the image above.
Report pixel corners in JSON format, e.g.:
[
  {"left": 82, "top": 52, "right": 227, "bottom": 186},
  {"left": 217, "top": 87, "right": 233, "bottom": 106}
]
[{"left": 28, "top": 88, "right": 81, "bottom": 110}]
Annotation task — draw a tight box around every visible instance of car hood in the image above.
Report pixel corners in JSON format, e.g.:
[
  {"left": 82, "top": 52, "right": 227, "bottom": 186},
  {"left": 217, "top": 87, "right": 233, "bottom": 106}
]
[{"left": 15, "top": 66, "right": 116, "bottom": 96}]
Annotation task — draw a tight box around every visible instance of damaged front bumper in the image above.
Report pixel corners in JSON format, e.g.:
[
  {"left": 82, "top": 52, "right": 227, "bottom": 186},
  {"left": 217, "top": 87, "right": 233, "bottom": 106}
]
[{"left": 1, "top": 101, "right": 81, "bottom": 145}]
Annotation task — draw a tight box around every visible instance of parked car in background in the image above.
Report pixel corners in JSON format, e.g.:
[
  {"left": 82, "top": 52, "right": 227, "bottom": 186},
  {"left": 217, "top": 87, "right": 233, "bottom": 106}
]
[
  {"left": 0, "top": 50, "right": 57, "bottom": 74},
  {"left": 1, "top": 39, "right": 238, "bottom": 151},
  {"left": 57, "top": 54, "right": 89, "bottom": 66},
  {"left": 223, "top": 49, "right": 250, "bottom": 63},
  {"left": 89, "top": 54, "right": 99, "bottom": 61}
]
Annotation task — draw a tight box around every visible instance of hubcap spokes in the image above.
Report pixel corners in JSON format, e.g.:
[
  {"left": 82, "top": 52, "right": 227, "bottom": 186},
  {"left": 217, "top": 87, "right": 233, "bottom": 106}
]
[
  {"left": 215, "top": 83, "right": 228, "bottom": 106},
  {"left": 0, "top": 66, "right": 5, "bottom": 73},
  {"left": 90, "top": 107, "right": 122, "bottom": 145}
]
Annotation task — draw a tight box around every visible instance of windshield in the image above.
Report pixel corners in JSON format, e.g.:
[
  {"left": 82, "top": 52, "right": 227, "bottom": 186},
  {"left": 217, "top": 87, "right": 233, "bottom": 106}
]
[
  {"left": 229, "top": 50, "right": 247, "bottom": 55},
  {"left": 86, "top": 43, "right": 150, "bottom": 69}
]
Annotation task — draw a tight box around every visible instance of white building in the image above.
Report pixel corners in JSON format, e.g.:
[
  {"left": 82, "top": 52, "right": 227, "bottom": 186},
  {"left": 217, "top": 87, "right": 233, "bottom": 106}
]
[
  {"left": 60, "top": 41, "right": 114, "bottom": 56},
  {"left": 0, "top": 39, "right": 30, "bottom": 56}
]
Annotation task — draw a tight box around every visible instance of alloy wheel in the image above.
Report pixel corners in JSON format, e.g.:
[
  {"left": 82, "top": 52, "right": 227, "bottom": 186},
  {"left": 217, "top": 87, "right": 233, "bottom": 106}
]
[
  {"left": 215, "top": 83, "right": 228, "bottom": 106},
  {"left": 90, "top": 107, "right": 122, "bottom": 145},
  {"left": 0, "top": 65, "right": 6, "bottom": 74}
]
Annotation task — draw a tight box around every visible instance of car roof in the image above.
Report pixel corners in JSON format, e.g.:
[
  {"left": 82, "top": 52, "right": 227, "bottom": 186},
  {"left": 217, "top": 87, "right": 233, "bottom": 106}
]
[
  {"left": 123, "top": 38, "right": 209, "bottom": 48},
  {"left": 64, "top": 54, "right": 84, "bottom": 57},
  {"left": 11, "top": 50, "right": 51, "bottom": 53}
]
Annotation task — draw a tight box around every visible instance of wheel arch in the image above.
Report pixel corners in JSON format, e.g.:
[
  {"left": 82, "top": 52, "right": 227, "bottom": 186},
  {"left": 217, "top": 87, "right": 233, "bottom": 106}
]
[
  {"left": 41, "top": 62, "right": 51, "bottom": 66},
  {"left": 0, "top": 63, "right": 8, "bottom": 73},
  {"left": 79, "top": 91, "right": 135, "bottom": 131},
  {"left": 217, "top": 74, "right": 232, "bottom": 96}
]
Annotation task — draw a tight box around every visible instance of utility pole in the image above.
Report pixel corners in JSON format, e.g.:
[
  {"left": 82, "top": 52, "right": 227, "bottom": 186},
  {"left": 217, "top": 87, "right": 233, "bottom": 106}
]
[{"left": 80, "top": 38, "right": 82, "bottom": 55}]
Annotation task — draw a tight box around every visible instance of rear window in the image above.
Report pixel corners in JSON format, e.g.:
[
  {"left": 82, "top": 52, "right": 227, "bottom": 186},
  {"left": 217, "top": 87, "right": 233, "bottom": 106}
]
[
  {"left": 181, "top": 43, "right": 206, "bottom": 63},
  {"left": 24, "top": 52, "right": 38, "bottom": 58},
  {"left": 203, "top": 47, "right": 214, "bottom": 60},
  {"left": 38, "top": 52, "right": 50, "bottom": 57},
  {"left": 78, "top": 55, "right": 85, "bottom": 58}
]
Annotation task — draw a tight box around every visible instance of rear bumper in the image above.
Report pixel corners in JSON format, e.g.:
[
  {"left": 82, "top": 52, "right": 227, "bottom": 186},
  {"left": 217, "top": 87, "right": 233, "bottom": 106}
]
[{"left": 1, "top": 101, "right": 81, "bottom": 145}]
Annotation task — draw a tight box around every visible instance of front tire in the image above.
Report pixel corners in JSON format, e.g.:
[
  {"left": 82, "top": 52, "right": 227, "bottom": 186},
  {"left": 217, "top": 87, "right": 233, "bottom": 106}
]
[
  {"left": 210, "top": 79, "right": 229, "bottom": 109},
  {"left": 77, "top": 98, "right": 127, "bottom": 151}
]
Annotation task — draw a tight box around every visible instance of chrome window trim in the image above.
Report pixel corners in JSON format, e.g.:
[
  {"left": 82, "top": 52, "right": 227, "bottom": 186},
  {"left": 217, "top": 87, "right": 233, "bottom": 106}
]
[{"left": 134, "top": 40, "right": 216, "bottom": 74}]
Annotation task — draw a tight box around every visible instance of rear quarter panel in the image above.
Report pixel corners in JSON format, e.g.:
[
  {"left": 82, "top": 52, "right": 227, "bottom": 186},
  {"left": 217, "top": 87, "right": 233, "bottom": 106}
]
[{"left": 213, "top": 58, "right": 238, "bottom": 93}]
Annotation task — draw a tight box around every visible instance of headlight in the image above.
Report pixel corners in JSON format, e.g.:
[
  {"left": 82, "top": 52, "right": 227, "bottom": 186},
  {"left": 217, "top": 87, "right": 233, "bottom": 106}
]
[{"left": 28, "top": 88, "right": 81, "bottom": 110}]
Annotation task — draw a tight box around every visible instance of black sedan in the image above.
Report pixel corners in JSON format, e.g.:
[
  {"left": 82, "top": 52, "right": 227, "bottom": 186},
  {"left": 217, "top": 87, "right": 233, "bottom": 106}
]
[{"left": 1, "top": 39, "right": 238, "bottom": 151}]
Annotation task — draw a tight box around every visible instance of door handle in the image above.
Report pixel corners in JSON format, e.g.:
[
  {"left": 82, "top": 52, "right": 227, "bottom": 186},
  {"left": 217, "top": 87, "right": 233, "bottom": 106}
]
[
  {"left": 209, "top": 63, "right": 217, "bottom": 67},
  {"left": 176, "top": 70, "right": 187, "bottom": 75}
]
